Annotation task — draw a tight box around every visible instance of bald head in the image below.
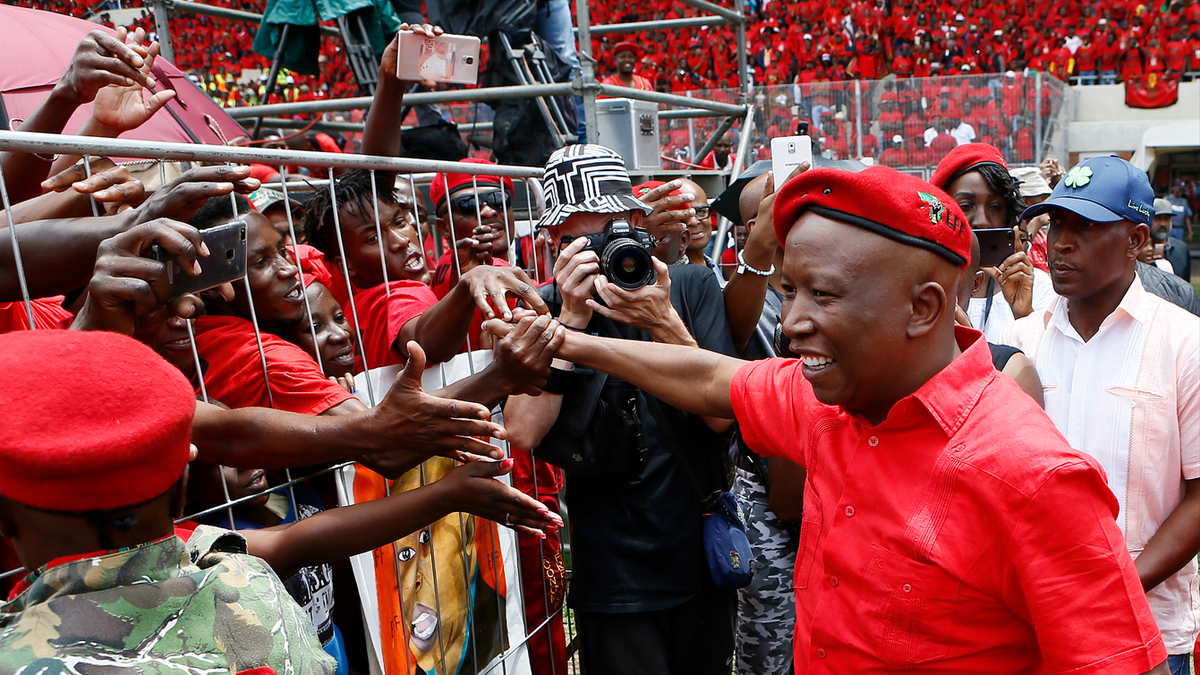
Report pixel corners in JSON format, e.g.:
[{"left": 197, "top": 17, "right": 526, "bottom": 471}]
[{"left": 739, "top": 173, "right": 772, "bottom": 230}]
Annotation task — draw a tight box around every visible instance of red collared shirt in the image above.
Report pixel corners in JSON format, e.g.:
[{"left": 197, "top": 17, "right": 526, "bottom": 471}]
[{"left": 731, "top": 326, "right": 1165, "bottom": 674}]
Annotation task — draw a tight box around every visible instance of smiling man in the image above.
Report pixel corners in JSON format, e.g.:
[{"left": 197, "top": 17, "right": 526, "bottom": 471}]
[
  {"left": 491, "top": 165, "right": 1171, "bottom": 673},
  {"left": 1003, "top": 156, "right": 1199, "bottom": 675}
]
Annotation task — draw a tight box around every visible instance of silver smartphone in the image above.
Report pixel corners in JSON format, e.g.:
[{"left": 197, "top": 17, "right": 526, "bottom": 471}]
[{"left": 397, "top": 32, "right": 481, "bottom": 85}]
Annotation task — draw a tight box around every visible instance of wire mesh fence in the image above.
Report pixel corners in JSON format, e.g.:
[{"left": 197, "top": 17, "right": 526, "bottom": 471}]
[{"left": 0, "top": 131, "right": 585, "bottom": 675}]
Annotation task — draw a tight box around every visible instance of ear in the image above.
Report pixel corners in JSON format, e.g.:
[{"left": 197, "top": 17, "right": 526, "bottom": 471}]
[
  {"left": 971, "top": 269, "right": 986, "bottom": 295},
  {"left": 908, "top": 281, "right": 948, "bottom": 339},
  {"left": 1127, "top": 223, "right": 1150, "bottom": 261}
]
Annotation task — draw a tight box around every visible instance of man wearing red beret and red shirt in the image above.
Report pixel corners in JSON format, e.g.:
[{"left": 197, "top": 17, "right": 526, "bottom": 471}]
[
  {"left": 488, "top": 165, "right": 1171, "bottom": 674},
  {"left": 600, "top": 42, "right": 654, "bottom": 91}
]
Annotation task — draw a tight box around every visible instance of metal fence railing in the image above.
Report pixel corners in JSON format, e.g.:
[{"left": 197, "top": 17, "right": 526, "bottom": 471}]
[{"left": 0, "top": 130, "right": 586, "bottom": 675}]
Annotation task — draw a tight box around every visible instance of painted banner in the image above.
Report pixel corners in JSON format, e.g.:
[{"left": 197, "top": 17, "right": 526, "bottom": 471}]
[{"left": 338, "top": 352, "right": 531, "bottom": 675}]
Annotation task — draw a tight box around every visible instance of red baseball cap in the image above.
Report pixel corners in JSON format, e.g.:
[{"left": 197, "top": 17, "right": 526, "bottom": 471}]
[
  {"left": 430, "top": 158, "right": 514, "bottom": 212},
  {"left": 773, "top": 166, "right": 971, "bottom": 267},
  {"left": 930, "top": 142, "right": 1009, "bottom": 190},
  {"left": 612, "top": 41, "right": 641, "bottom": 56},
  {"left": 0, "top": 330, "right": 195, "bottom": 511}
]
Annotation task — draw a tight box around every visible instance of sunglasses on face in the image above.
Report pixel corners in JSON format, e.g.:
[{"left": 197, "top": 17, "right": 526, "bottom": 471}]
[{"left": 445, "top": 190, "right": 508, "bottom": 215}]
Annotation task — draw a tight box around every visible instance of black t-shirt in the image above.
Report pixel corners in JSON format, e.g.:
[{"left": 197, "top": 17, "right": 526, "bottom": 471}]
[{"left": 537, "top": 265, "right": 737, "bottom": 613}]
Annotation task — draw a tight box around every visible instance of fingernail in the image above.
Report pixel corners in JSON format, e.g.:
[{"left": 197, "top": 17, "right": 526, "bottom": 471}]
[
  {"left": 192, "top": 261, "right": 202, "bottom": 275},
  {"left": 501, "top": 458, "right": 514, "bottom": 469},
  {"left": 199, "top": 241, "right": 210, "bottom": 256},
  {"left": 537, "top": 507, "right": 550, "bottom": 515},
  {"left": 536, "top": 531, "right": 547, "bottom": 539}
]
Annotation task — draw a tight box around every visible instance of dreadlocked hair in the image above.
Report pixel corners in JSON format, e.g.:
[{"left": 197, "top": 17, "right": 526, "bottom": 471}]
[
  {"left": 974, "top": 163, "right": 1025, "bottom": 231},
  {"left": 302, "top": 169, "right": 400, "bottom": 261}
]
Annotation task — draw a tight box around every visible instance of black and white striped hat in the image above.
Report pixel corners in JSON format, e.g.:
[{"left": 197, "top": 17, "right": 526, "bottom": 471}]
[{"left": 537, "top": 145, "right": 653, "bottom": 230}]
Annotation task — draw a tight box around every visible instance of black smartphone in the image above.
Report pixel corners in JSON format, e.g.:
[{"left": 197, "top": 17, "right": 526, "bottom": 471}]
[
  {"left": 975, "top": 228, "right": 1015, "bottom": 268},
  {"left": 152, "top": 220, "right": 248, "bottom": 299}
]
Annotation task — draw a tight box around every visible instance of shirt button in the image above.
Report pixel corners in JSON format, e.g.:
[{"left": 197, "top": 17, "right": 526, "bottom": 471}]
[
  {"left": 903, "top": 583, "right": 912, "bottom": 593},
  {"left": 845, "top": 505, "right": 855, "bottom": 517},
  {"left": 829, "top": 576, "right": 839, "bottom": 587},
  {"left": 868, "top": 435, "right": 880, "bottom": 447},
  {"left": 817, "top": 648, "right": 826, "bottom": 659}
]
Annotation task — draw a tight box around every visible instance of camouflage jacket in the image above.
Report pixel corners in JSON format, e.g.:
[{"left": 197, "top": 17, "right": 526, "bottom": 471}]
[{"left": 0, "top": 525, "right": 336, "bottom": 675}]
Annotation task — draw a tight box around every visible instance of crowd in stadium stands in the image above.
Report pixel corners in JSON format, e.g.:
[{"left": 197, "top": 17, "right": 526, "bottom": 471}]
[{"left": 0, "top": 13, "right": 1198, "bottom": 675}]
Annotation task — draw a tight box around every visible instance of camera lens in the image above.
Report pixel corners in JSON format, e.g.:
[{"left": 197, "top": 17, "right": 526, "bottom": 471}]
[{"left": 601, "top": 240, "right": 655, "bottom": 291}]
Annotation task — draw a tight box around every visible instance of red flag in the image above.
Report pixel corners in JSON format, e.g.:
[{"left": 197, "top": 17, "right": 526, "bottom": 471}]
[{"left": 1125, "top": 73, "right": 1180, "bottom": 108}]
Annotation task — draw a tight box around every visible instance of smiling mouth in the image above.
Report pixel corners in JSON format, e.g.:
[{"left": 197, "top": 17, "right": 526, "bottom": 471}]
[
  {"left": 410, "top": 603, "right": 438, "bottom": 652},
  {"left": 800, "top": 354, "right": 836, "bottom": 372},
  {"left": 332, "top": 348, "right": 356, "bottom": 366},
  {"left": 403, "top": 252, "right": 424, "bottom": 272},
  {"left": 283, "top": 284, "right": 302, "bottom": 301}
]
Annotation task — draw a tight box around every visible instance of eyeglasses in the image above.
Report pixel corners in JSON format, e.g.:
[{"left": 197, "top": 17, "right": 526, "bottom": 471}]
[
  {"left": 444, "top": 190, "right": 508, "bottom": 215},
  {"left": 693, "top": 206, "right": 712, "bottom": 220}
]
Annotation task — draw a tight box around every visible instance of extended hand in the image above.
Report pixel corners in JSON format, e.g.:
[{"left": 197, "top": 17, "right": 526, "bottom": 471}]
[
  {"left": 459, "top": 264, "right": 547, "bottom": 321},
  {"left": 638, "top": 179, "right": 694, "bottom": 243},
  {"left": 438, "top": 458, "right": 564, "bottom": 538},
  {"left": 55, "top": 28, "right": 155, "bottom": 107},
  {"left": 134, "top": 165, "right": 260, "bottom": 225},
  {"left": 42, "top": 159, "right": 147, "bottom": 214},
  {"left": 985, "top": 228, "right": 1035, "bottom": 319},
  {"left": 90, "top": 37, "right": 176, "bottom": 137},
  {"left": 587, "top": 258, "right": 696, "bottom": 346},
  {"left": 360, "top": 341, "right": 510, "bottom": 477},
  {"left": 72, "top": 218, "right": 208, "bottom": 336},
  {"left": 493, "top": 313, "right": 566, "bottom": 396}
]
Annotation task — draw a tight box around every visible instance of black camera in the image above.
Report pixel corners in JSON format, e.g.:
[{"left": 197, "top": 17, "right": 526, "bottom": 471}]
[{"left": 561, "top": 218, "right": 657, "bottom": 291}]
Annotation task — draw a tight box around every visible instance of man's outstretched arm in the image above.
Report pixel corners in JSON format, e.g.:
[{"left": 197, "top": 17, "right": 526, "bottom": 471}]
[{"left": 487, "top": 319, "right": 745, "bottom": 419}]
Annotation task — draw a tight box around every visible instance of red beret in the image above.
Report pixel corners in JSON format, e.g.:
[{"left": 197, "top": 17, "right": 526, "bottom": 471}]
[
  {"left": 291, "top": 243, "right": 333, "bottom": 289},
  {"left": 929, "top": 142, "right": 1008, "bottom": 191},
  {"left": 612, "top": 41, "right": 640, "bottom": 56},
  {"left": 429, "top": 158, "right": 514, "bottom": 213},
  {"left": 773, "top": 166, "right": 971, "bottom": 267},
  {"left": 0, "top": 330, "right": 195, "bottom": 511}
]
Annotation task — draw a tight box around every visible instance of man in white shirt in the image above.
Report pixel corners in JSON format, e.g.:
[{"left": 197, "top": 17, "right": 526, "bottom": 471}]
[{"left": 1001, "top": 156, "right": 1200, "bottom": 675}]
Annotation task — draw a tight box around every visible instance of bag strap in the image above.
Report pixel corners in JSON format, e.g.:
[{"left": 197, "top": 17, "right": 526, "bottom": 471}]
[{"left": 643, "top": 395, "right": 718, "bottom": 513}]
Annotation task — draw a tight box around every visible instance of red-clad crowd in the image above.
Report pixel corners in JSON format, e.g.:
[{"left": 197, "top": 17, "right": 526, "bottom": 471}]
[{"left": 590, "top": 0, "right": 1200, "bottom": 91}]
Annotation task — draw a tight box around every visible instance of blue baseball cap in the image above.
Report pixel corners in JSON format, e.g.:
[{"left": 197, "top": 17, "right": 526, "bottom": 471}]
[{"left": 1022, "top": 155, "right": 1154, "bottom": 226}]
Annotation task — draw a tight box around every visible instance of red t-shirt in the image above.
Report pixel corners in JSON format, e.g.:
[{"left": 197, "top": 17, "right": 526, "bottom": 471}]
[
  {"left": 351, "top": 280, "right": 438, "bottom": 369},
  {"left": 729, "top": 327, "right": 1165, "bottom": 672},
  {"left": 193, "top": 314, "right": 354, "bottom": 414},
  {"left": 0, "top": 297, "right": 73, "bottom": 333}
]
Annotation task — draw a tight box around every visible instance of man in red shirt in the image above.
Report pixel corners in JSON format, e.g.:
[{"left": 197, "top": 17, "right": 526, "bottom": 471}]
[
  {"left": 489, "top": 166, "right": 1171, "bottom": 674},
  {"left": 600, "top": 42, "right": 654, "bottom": 91}
]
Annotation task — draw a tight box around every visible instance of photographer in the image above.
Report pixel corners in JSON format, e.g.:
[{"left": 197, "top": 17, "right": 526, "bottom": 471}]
[{"left": 504, "top": 144, "right": 737, "bottom": 675}]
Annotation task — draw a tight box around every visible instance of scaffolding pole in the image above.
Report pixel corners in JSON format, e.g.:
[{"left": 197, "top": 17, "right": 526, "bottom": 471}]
[
  {"left": 227, "top": 82, "right": 745, "bottom": 119},
  {"left": 151, "top": 0, "right": 175, "bottom": 63},
  {"left": 0, "top": 131, "right": 543, "bottom": 178},
  {"left": 574, "top": 0, "right": 600, "bottom": 144},
  {"left": 163, "top": 0, "right": 341, "bottom": 37},
  {"left": 675, "top": 0, "right": 743, "bottom": 25},
  {"left": 581, "top": 15, "right": 729, "bottom": 35}
]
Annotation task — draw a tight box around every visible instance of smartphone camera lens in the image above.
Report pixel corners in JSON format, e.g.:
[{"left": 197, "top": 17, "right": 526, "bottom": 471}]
[{"left": 464, "top": 56, "right": 475, "bottom": 64}]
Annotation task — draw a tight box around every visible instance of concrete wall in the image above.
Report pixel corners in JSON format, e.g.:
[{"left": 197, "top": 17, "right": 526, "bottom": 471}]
[{"left": 1068, "top": 81, "right": 1200, "bottom": 155}]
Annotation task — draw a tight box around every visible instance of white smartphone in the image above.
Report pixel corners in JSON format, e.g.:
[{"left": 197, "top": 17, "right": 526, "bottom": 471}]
[
  {"left": 771, "top": 135, "right": 813, "bottom": 186},
  {"left": 396, "top": 32, "right": 481, "bottom": 85}
]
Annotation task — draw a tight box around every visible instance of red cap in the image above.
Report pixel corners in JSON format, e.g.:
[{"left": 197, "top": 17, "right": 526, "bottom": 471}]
[
  {"left": 291, "top": 243, "right": 333, "bottom": 289},
  {"left": 0, "top": 330, "right": 195, "bottom": 511},
  {"left": 929, "top": 142, "right": 1009, "bottom": 191},
  {"left": 611, "top": 41, "right": 641, "bottom": 56},
  {"left": 773, "top": 166, "right": 971, "bottom": 267},
  {"left": 429, "top": 158, "right": 514, "bottom": 213}
]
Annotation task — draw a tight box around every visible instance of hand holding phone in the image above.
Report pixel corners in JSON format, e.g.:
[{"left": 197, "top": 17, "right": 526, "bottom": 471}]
[
  {"left": 152, "top": 220, "right": 247, "bottom": 300},
  {"left": 396, "top": 31, "right": 481, "bottom": 85},
  {"left": 771, "top": 135, "right": 813, "bottom": 189},
  {"left": 975, "top": 227, "right": 1017, "bottom": 268}
]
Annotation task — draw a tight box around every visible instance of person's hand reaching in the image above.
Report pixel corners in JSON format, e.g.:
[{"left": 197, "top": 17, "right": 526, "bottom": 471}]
[
  {"left": 380, "top": 23, "right": 445, "bottom": 89},
  {"left": 41, "top": 159, "right": 147, "bottom": 215},
  {"left": 55, "top": 28, "right": 157, "bottom": 107},
  {"left": 133, "top": 165, "right": 260, "bottom": 225},
  {"left": 89, "top": 36, "right": 176, "bottom": 137},
  {"left": 435, "top": 459, "right": 564, "bottom": 539}
]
